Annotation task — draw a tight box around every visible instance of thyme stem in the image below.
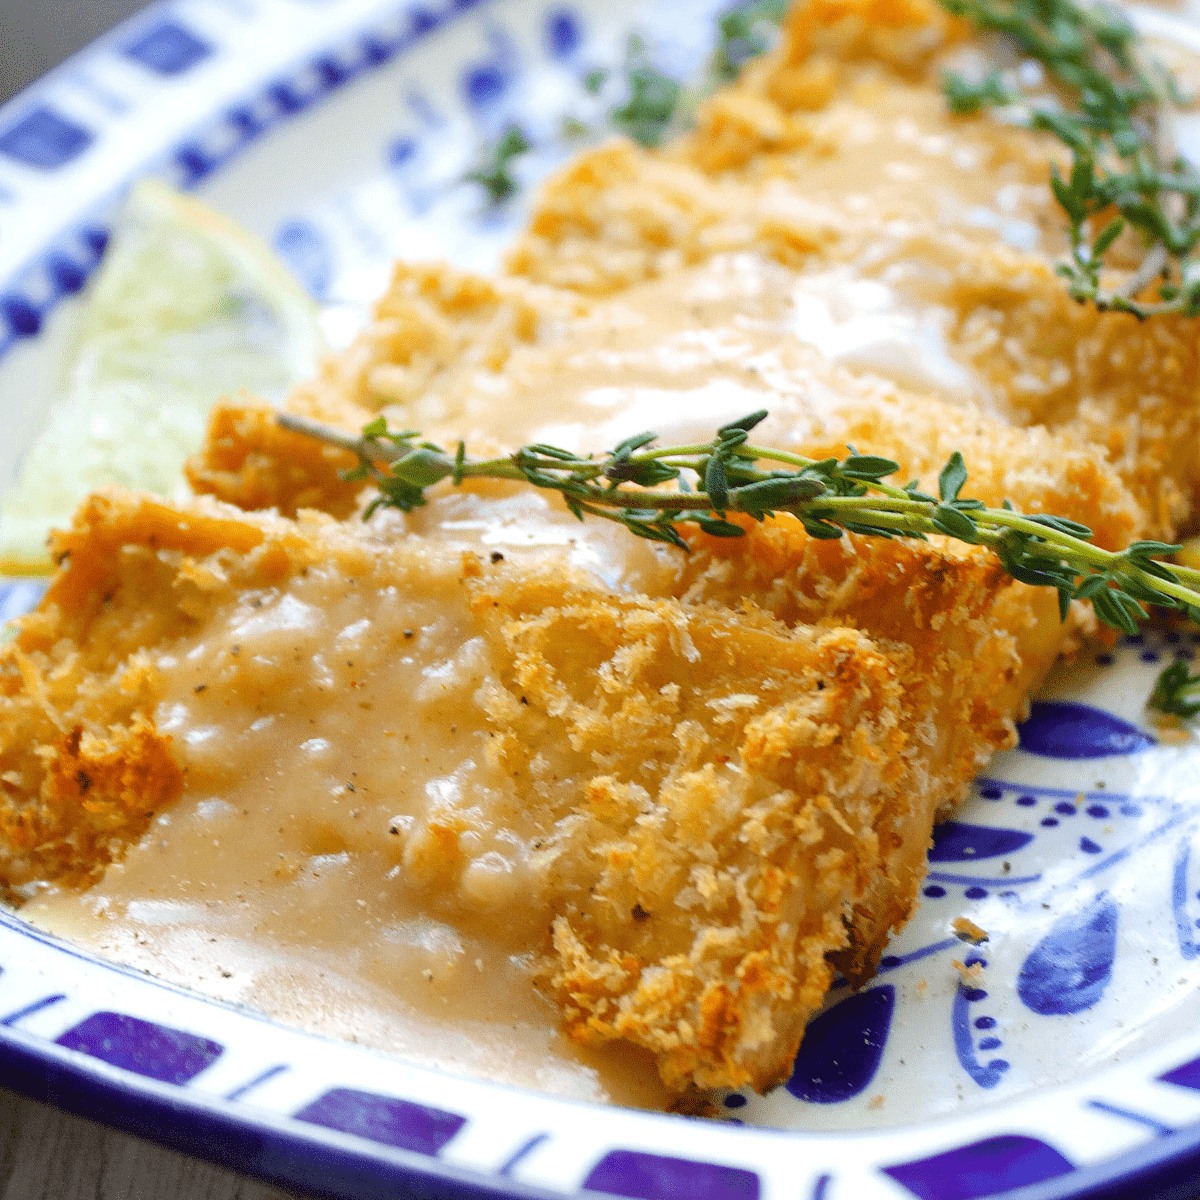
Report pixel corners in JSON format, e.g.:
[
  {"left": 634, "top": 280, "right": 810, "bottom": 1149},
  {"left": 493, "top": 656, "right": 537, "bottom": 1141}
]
[
  {"left": 940, "top": 0, "right": 1200, "bottom": 318},
  {"left": 280, "top": 409, "right": 1200, "bottom": 657}
]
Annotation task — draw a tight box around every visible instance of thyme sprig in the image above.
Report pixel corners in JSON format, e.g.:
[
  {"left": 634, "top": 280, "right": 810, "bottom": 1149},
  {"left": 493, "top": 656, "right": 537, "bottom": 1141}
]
[
  {"left": 1150, "top": 658, "right": 1200, "bottom": 718},
  {"left": 464, "top": 124, "right": 531, "bottom": 205},
  {"left": 278, "top": 409, "right": 1200, "bottom": 640},
  {"left": 713, "top": 0, "right": 790, "bottom": 82},
  {"left": 611, "top": 36, "right": 683, "bottom": 149},
  {"left": 939, "top": 0, "right": 1200, "bottom": 317}
]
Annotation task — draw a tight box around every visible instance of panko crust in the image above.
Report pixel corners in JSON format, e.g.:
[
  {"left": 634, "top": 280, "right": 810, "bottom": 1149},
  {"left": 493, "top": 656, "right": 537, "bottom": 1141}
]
[
  {"left": 466, "top": 564, "right": 908, "bottom": 1091},
  {"left": 504, "top": 139, "right": 844, "bottom": 295},
  {"left": 0, "top": 490, "right": 322, "bottom": 889},
  {"left": 462, "top": 520, "right": 1055, "bottom": 1090},
  {"left": 0, "top": 485, "right": 1065, "bottom": 1094},
  {"left": 290, "top": 261, "right": 584, "bottom": 423},
  {"left": 941, "top": 246, "right": 1200, "bottom": 539},
  {"left": 674, "top": 516, "right": 1063, "bottom": 978},
  {"left": 498, "top": 0, "right": 1198, "bottom": 539},
  {"left": 7, "top": 0, "right": 1189, "bottom": 1103},
  {"left": 0, "top": 715, "right": 183, "bottom": 891},
  {"left": 185, "top": 402, "right": 361, "bottom": 519}
]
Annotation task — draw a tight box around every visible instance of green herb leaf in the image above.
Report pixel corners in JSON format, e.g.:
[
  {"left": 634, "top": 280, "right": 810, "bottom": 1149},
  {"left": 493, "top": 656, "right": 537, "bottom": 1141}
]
[
  {"left": 940, "top": 0, "right": 1200, "bottom": 317},
  {"left": 938, "top": 452, "right": 969, "bottom": 503},
  {"left": 611, "top": 41, "right": 681, "bottom": 149},
  {"left": 932, "top": 501, "right": 978, "bottom": 542},
  {"left": 695, "top": 515, "right": 746, "bottom": 537},
  {"left": 1024, "top": 513, "right": 1095, "bottom": 539},
  {"left": 611, "top": 431, "right": 660, "bottom": 457},
  {"left": 705, "top": 455, "right": 729, "bottom": 510},
  {"left": 464, "top": 124, "right": 531, "bottom": 204},
  {"left": 1127, "top": 540, "right": 1185, "bottom": 558},
  {"left": 1150, "top": 658, "right": 1200, "bottom": 718},
  {"left": 732, "top": 475, "right": 826, "bottom": 512},
  {"left": 800, "top": 516, "right": 844, "bottom": 539},
  {"left": 605, "top": 459, "right": 681, "bottom": 486},
  {"left": 717, "top": 409, "right": 770, "bottom": 435},
  {"left": 391, "top": 448, "right": 453, "bottom": 487},
  {"left": 841, "top": 454, "right": 901, "bottom": 481},
  {"left": 942, "top": 68, "right": 1014, "bottom": 114}
]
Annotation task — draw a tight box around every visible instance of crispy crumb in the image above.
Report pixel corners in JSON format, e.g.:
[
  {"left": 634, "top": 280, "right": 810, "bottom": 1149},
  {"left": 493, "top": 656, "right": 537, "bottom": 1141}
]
[
  {"left": 667, "top": 1086, "right": 718, "bottom": 1118},
  {"left": 952, "top": 917, "right": 990, "bottom": 945},
  {"left": 1149, "top": 712, "right": 1192, "bottom": 744},
  {"left": 953, "top": 959, "right": 985, "bottom": 985}
]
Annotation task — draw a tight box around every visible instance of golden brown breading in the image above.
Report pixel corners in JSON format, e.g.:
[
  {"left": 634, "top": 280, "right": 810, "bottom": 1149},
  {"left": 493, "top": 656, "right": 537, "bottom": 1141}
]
[
  {"left": 467, "top": 528, "right": 1044, "bottom": 1090},
  {"left": 184, "top": 403, "right": 361, "bottom": 519},
  {"left": 189, "top": 304, "right": 1143, "bottom": 555},
  {"left": 469, "top": 564, "right": 911, "bottom": 1092},
  {"left": 0, "top": 491, "right": 329, "bottom": 890},
  {"left": 0, "top": 486, "right": 1058, "bottom": 1093},
  {"left": 0, "top": 491, "right": 275, "bottom": 887},
  {"left": 498, "top": 0, "right": 1200, "bottom": 539},
  {"left": 942, "top": 247, "right": 1200, "bottom": 538},
  {"left": 289, "top": 261, "right": 585, "bottom": 422},
  {"left": 10, "top": 0, "right": 1190, "bottom": 1103},
  {"left": 671, "top": 517, "right": 1064, "bottom": 980},
  {"left": 740, "top": 382, "right": 1142, "bottom": 555}
]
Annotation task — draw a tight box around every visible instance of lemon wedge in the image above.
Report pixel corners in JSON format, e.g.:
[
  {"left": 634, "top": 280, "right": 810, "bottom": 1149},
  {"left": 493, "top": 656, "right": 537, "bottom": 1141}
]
[{"left": 0, "top": 179, "right": 324, "bottom": 574}]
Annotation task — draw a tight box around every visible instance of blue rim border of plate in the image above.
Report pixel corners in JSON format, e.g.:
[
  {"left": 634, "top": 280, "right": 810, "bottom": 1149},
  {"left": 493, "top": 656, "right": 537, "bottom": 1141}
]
[
  {"left": 2, "top": 1026, "right": 555, "bottom": 1200},
  {"left": 10, "top": 1013, "right": 1200, "bottom": 1200},
  {"left": 7, "top": 3, "right": 1200, "bottom": 1197},
  {"left": 0, "top": 0, "right": 490, "bottom": 365}
]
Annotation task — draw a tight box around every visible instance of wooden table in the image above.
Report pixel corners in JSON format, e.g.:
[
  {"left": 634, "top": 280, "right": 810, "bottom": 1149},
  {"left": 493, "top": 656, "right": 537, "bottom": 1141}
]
[{"left": 0, "top": 1086, "right": 303, "bottom": 1200}]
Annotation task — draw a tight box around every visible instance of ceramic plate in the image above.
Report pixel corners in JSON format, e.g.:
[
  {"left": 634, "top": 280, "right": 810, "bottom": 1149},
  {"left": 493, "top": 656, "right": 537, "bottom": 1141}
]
[{"left": 6, "top": 1, "right": 1200, "bottom": 1197}]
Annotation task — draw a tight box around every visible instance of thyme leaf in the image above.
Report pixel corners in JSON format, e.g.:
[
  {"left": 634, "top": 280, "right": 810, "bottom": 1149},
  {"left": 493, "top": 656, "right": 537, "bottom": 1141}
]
[
  {"left": 1150, "top": 657, "right": 1200, "bottom": 718},
  {"left": 282, "top": 410, "right": 1200, "bottom": 685},
  {"left": 611, "top": 37, "right": 682, "bottom": 148},
  {"left": 939, "top": 0, "right": 1200, "bottom": 318},
  {"left": 464, "top": 124, "right": 531, "bottom": 205},
  {"left": 713, "top": 0, "right": 790, "bottom": 81}
]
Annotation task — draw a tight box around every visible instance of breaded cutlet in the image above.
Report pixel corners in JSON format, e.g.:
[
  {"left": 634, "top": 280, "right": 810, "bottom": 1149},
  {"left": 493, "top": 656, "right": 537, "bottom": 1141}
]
[
  {"left": 3, "top": 313, "right": 1141, "bottom": 1093},
  {"left": 0, "top": 487, "right": 1066, "bottom": 1092}
]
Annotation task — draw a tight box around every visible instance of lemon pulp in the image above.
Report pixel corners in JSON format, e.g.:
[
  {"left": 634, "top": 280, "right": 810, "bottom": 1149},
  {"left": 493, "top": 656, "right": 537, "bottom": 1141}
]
[{"left": 0, "top": 179, "right": 323, "bottom": 574}]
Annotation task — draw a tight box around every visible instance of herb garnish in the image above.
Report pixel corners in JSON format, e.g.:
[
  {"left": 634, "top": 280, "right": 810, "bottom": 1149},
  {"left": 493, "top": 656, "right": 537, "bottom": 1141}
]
[
  {"left": 279, "top": 410, "right": 1200, "bottom": 647},
  {"left": 611, "top": 36, "right": 683, "bottom": 148},
  {"left": 939, "top": 0, "right": 1200, "bottom": 317},
  {"left": 460, "top": 0, "right": 791, "bottom": 196},
  {"left": 1149, "top": 657, "right": 1200, "bottom": 718},
  {"left": 713, "top": 0, "right": 790, "bottom": 81},
  {"left": 584, "top": 68, "right": 609, "bottom": 95},
  {"left": 464, "top": 124, "right": 531, "bottom": 205}
]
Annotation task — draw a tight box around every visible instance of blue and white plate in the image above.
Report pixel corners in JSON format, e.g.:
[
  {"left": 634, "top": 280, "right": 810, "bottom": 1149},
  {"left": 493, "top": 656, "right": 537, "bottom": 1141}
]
[{"left": 6, "top": 2, "right": 1200, "bottom": 1197}]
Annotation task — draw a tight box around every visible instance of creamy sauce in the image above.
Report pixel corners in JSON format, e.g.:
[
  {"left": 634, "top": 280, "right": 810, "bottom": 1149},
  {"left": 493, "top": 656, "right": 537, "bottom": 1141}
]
[
  {"left": 23, "top": 53, "right": 1088, "bottom": 1105},
  {"left": 25, "top": 533, "right": 671, "bottom": 1105}
]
